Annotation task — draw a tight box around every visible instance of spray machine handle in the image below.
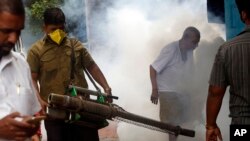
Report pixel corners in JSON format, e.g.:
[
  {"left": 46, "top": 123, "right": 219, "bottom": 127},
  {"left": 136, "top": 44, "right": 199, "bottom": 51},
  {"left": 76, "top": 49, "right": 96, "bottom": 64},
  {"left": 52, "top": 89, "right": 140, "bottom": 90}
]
[
  {"left": 178, "top": 127, "right": 195, "bottom": 137},
  {"left": 106, "top": 95, "right": 119, "bottom": 100},
  {"left": 69, "top": 85, "right": 119, "bottom": 100}
]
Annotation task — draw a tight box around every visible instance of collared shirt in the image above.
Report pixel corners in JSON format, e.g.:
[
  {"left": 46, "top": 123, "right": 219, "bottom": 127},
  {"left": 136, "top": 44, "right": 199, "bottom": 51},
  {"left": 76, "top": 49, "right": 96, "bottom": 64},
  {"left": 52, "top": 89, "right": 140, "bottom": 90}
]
[
  {"left": 209, "top": 26, "right": 250, "bottom": 117},
  {"left": 151, "top": 41, "right": 194, "bottom": 92},
  {"left": 0, "top": 51, "right": 41, "bottom": 120},
  {"left": 27, "top": 37, "right": 95, "bottom": 101}
]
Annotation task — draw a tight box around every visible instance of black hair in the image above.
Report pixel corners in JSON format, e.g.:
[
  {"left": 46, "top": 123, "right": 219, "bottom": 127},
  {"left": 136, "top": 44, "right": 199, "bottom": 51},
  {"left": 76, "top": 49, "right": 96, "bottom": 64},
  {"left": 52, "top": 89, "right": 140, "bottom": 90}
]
[
  {"left": 235, "top": 0, "right": 250, "bottom": 19},
  {"left": 0, "top": 0, "right": 24, "bottom": 15},
  {"left": 43, "top": 7, "right": 65, "bottom": 25}
]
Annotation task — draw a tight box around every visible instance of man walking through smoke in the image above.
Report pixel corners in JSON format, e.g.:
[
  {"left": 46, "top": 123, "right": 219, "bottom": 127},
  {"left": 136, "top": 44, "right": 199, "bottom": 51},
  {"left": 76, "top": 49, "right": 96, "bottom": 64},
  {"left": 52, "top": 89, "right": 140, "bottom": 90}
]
[{"left": 150, "top": 26, "right": 200, "bottom": 141}]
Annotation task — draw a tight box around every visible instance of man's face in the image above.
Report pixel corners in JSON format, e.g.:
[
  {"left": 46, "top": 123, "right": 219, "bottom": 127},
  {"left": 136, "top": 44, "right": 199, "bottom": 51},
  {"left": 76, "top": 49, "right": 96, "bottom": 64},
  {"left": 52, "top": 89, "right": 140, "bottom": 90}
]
[
  {"left": 183, "top": 32, "right": 200, "bottom": 50},
  {"left": 0, "top": 11, "right": 24, "bottom": 56},
  {"left": 43, "top": 24, "right": 65, "bottom": 34}
]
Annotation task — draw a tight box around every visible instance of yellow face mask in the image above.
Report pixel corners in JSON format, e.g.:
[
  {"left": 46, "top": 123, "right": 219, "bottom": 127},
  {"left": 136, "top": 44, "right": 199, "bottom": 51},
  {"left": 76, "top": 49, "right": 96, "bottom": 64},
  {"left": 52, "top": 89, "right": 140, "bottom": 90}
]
[{"left": 48, "top": 29, "right": 66, "bottom": 45}]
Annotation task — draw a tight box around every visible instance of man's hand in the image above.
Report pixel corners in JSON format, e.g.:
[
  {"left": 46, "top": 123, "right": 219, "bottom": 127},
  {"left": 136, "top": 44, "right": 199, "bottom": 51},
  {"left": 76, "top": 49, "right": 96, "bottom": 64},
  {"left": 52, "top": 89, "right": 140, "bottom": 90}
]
[
  {"left": 0, "top": 112, "right": 38, "bottom": 141},
  {"left": 151, "top": 89, "right": 159, "bottom": 104},
  {"left": 104, "top": 87, "right": 113, "bottom": 103},
  {"left": 206, "top": 125, "right": 223, "bottom": 141}
]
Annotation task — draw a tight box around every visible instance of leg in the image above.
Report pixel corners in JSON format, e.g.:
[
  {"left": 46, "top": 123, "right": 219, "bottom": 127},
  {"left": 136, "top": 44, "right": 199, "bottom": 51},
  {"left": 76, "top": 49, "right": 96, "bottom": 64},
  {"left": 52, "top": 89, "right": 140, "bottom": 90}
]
[
  {"left": 159, "top": 92, "right": 183, "bottom": 125},
  {"left": 44, "top": 120, "right": 66, "bottom": 141},
  {"left": 66, "top": 123, "right": 99, "bottom": 141},
  {"left": 159, "top": 92, "right": 183, "bottom": 141}
]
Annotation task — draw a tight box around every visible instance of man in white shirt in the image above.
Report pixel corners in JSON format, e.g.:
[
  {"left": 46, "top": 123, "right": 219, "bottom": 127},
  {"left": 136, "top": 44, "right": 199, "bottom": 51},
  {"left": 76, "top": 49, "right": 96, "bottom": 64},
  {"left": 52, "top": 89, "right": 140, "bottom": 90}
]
[
  {"left": 0, "top": 0, "right": 41, "bottom": 140},
  {"left": 150, "top": 26, "right": 200, "bottom": 141}
]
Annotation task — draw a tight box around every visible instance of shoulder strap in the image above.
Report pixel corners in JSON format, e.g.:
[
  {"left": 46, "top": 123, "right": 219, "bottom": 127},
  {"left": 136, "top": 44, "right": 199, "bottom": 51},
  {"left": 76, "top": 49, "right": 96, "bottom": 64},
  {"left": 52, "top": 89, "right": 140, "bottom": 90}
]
[
  {"left": 70, "top": 39, "right": 76, "bottom": 81},
  {"left": 69, "top": 38, "right": 101, "bottom": 92}
]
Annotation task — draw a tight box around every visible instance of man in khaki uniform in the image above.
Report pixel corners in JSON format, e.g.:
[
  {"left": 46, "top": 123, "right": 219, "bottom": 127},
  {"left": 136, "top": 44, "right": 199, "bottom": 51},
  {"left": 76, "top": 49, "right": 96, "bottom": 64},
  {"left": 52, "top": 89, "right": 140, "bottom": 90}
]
[{"left": 27, "top": 7, "right": 112, "bottom": 141}]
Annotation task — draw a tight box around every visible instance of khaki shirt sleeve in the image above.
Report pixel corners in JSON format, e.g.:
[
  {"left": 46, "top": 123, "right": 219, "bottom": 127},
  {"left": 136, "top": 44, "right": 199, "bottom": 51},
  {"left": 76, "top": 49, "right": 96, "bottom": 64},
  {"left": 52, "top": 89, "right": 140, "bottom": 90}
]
[
  {"left": 27, "top": 45, "right": 40, "bottom": 73},
  {"left": 74, "top": 40, "right": 95, "bottom": 68}
]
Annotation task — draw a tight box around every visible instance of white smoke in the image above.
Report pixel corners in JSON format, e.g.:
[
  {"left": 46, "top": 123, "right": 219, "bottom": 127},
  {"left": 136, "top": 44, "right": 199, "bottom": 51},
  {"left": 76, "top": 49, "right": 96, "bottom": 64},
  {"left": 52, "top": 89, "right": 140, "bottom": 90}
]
[
  {"left": 61, "top": 0, "right": 87, "bottom": 42},
  {"left": 83, "top": 0, "right": 230, "bottom": 141}
]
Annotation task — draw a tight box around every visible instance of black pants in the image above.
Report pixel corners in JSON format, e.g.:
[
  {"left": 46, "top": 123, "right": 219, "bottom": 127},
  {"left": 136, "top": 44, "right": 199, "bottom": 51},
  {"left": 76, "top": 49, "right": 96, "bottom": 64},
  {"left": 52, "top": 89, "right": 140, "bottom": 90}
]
[{"left": 44, "top": 120, "right": 99, "bottom": 141}]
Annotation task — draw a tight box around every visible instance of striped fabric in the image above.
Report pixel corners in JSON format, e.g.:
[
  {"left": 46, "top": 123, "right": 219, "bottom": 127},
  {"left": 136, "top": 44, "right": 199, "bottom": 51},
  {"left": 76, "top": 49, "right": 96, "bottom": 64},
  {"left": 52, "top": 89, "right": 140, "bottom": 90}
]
[{"left": 209, "top": 26, "right": 250, "bottom": 119}]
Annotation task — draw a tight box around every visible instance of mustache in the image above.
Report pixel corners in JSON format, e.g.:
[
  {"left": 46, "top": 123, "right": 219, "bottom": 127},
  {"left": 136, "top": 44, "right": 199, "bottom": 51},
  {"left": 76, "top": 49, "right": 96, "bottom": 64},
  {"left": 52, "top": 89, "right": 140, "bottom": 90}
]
[
  {"left": 1, "top": 43, "right": 15, "bottom": 48},
  {"left": 0, "top": 42, "right": 15, "bottom": 56}
]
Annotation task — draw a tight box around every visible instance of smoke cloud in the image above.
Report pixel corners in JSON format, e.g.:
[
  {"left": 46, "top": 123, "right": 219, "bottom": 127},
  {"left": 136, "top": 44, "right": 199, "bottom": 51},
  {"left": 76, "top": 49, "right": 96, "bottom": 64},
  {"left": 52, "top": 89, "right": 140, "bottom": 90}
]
[{"left": 83, "top": 0, "right": 229, "bottom": 141}]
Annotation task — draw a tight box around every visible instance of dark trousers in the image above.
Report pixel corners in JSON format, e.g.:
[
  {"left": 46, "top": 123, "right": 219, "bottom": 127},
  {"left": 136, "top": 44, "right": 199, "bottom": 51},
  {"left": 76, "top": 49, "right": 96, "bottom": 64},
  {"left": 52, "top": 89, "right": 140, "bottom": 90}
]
[{"left": 44, "top": 120, "right": 99, "bottom": 141}]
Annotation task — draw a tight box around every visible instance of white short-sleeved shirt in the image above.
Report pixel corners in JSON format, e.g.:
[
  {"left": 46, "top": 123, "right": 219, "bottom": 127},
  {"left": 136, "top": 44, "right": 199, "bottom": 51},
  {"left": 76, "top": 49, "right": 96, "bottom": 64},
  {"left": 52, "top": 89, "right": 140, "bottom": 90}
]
[
  {"left": 0, "top": 51, "right": 41, "bottom": 121},
  {"left": 151, "top": 41, "right": 194, "bottom": 92}
]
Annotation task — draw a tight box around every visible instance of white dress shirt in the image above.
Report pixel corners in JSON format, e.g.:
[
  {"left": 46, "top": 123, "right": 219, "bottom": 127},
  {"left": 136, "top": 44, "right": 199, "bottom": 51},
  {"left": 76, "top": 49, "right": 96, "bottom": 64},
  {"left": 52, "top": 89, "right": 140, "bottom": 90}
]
[{"left": 0, "top": 51, "right": 41, "bottom": 123}]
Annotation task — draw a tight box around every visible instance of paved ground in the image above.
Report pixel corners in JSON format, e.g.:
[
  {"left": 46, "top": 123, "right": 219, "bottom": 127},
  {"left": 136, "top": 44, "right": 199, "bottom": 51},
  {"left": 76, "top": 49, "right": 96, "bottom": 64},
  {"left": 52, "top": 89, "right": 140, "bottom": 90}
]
[{"left": 99, "top": 121, "right": 119, "bottom": 141}]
